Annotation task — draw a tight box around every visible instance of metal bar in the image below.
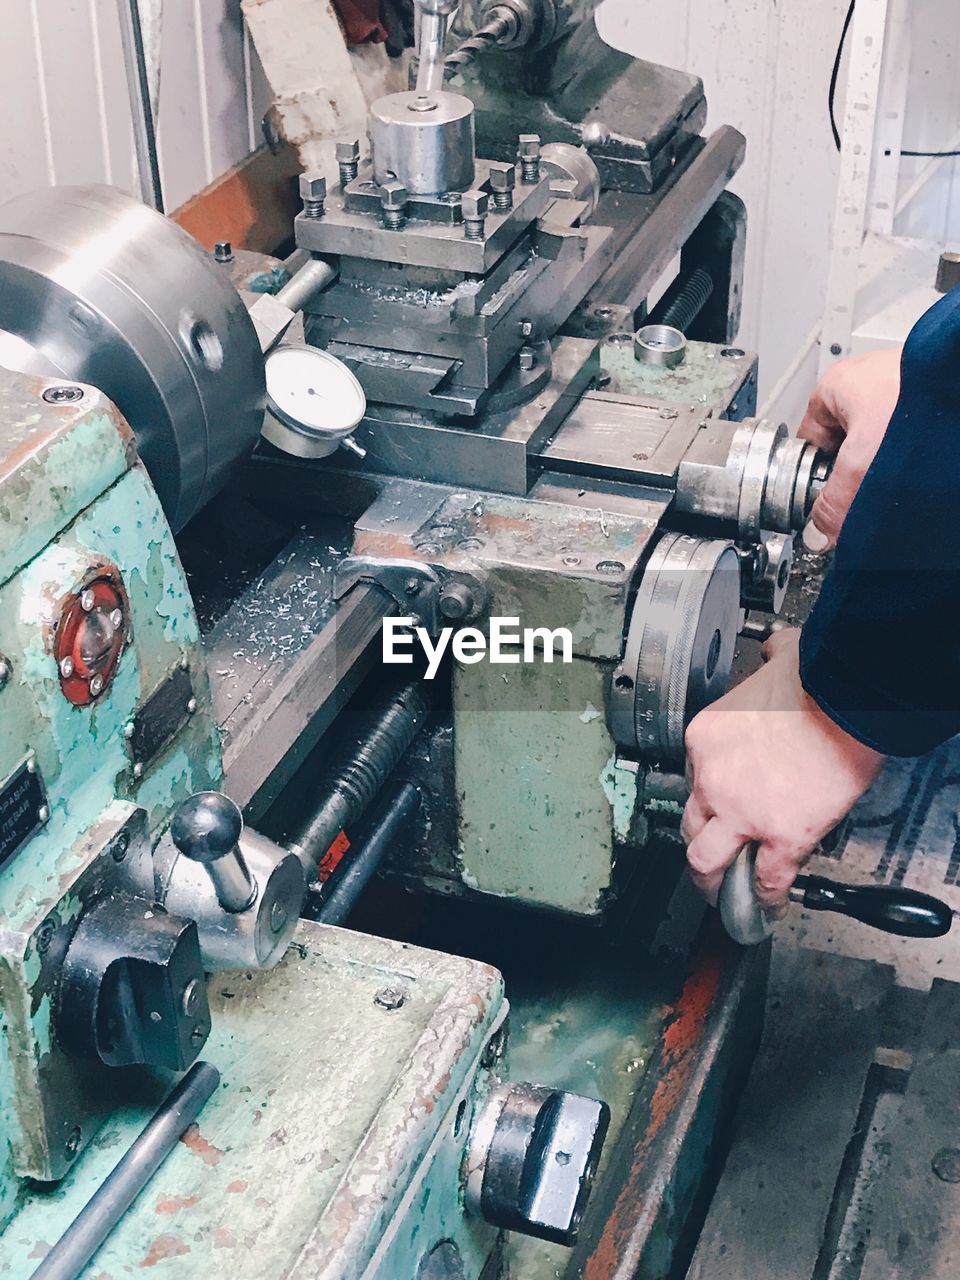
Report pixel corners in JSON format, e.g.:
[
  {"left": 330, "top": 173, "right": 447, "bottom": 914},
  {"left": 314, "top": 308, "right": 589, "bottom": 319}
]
[
  {"left": 316, "top": 782, "right": 421, "bottom": 925},
  {"left": 30, "top": 1062, "right": 220, "bottom": 1280},
  {"left": 115, "top": 0, "right": 164, "bottom": 212}
]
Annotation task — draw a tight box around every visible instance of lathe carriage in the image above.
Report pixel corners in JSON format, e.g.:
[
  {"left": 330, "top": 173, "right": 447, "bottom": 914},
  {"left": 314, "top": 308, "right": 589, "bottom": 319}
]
[{"left": 0, "top": 3, "right": 829, "bottom": 1275}]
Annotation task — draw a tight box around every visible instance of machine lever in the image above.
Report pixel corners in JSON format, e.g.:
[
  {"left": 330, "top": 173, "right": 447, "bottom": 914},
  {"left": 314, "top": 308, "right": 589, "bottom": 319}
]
[
  {"left": 719, "top": 844, "right": 954, "bottom": 945},
  {"left": 789, "top": 875, "right": 952, "bottom": 938}
]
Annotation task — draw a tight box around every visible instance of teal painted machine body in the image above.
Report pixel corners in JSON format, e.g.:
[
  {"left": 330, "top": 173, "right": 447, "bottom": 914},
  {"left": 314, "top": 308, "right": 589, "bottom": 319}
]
[{"left": 0, "top": 370, "right": 221, "bottom": 1222}]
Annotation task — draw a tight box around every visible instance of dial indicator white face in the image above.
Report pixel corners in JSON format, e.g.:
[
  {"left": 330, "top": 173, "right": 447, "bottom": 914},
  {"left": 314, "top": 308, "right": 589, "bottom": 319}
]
[{"left": 264, "top": 345, "right": 366, "bottom": 436}]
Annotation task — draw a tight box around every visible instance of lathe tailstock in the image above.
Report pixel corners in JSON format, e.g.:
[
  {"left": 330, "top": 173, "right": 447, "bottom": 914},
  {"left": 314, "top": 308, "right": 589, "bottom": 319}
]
[{"left": 0, "top": 2, "right": 828, "bottom": 1275}]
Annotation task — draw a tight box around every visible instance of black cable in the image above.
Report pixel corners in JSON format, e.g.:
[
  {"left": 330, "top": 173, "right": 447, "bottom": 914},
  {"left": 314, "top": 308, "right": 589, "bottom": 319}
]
[
  {"left": 829, "top": 0, "right": 960, "bottom": 160},
  {"left": 830, "top": 0, "right": 857, "bottom": 151}
]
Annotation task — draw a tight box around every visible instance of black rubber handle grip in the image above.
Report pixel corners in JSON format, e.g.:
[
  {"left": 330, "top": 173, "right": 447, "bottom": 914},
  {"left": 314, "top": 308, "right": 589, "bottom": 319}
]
[{"left": 794, "top": 875, "right": 953, "bottom": 938}]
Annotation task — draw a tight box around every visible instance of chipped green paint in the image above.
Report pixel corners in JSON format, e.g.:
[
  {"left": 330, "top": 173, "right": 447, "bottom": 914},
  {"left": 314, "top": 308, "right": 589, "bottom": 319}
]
[
  {"left": 0, "top": 923, "right": 505, "bottom": 1279},
  {"left": 600, "top": 754, "right": 640, "bottom": 845},
  {"left": 454, "top": 654, "right": 620, "bottom": 916},
  {"left": 601, "top": 337, "right": 756, "bottom": 419},
  {"left": 0, "top": 374, "right": 221, "bottom": 1215}
]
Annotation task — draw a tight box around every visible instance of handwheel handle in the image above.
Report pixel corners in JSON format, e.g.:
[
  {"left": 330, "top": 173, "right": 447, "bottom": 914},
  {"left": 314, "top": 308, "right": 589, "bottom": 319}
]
[{"left": 718, "top": 846, "right": 954, "bottom": 945}]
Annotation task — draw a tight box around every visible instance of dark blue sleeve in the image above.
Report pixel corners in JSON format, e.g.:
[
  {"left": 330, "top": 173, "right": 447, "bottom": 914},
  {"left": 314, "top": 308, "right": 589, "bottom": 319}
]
[{"left": 800, "top": 288, "right": 960, "bottom": 757}]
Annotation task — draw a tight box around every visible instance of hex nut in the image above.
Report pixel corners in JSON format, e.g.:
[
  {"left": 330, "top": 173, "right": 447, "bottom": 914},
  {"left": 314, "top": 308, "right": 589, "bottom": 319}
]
[{"left": 518, "top": 133, "right": 541, "bottom": 158}]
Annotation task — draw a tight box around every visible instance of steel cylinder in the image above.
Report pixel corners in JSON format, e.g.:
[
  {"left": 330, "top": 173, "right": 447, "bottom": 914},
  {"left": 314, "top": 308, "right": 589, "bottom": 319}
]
[
  {"left": 371, "top": 91, "right": 476, "bottom": 195},
  {"left": 0, "top": 185, "right": 265, "bottom": 531}
]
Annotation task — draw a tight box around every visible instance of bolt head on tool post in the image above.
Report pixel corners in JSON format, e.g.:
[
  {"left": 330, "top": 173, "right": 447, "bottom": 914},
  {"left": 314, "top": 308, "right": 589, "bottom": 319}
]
[{"left": 336, "top": 139, "right": 360, "bottom": 166}]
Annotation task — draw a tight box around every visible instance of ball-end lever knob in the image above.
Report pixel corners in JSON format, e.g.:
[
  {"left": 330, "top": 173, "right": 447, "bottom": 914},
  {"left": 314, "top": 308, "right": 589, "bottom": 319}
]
[{"left": 171, "top": 791, "right": 257, "bottom": 913}]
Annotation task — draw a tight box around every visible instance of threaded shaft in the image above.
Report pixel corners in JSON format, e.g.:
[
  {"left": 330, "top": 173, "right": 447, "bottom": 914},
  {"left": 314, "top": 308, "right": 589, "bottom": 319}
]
[
  {"left": 659, "top": 268, "right": 714, "bottom": 333},
  {"left": 302, "top": 198, "right": 325, "bottom": 219},
  {"left": 492, "top": 190, "right": 512, "bottom": 210},
  {"left": 520, "top": 156, "right": 539, "bottom": 183},
  {"left": 289, "top": 683, "right": 430, "bottom": 870},
  {"left": 382, "top": 209, "right": 405, "bottom": 231},
  {"left": 338, "top": 160, "right": 358, "bottom": 187},
  {"left": 444, "top": 8, "right": 515, "bottom": 79},
  {"left": 464, "top": 217, "right": 485, "bottom": 240}
]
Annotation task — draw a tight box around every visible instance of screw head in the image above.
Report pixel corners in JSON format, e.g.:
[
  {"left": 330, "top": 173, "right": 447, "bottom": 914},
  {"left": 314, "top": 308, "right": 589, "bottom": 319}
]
[
  {"left": 42, "top": 385, "right": 84, "bottom": 404},
  {"left": 186, "top": 697, "right": 198, "bottom": 715},
  {"left": 132, "top": 762, "right": 144, "bottom": 779},
  {"left": 111, "top": 831, "right": 130, "bottom": 862},
  {"left": 269, "top": 899, "right": 289, "bottom": 934},
  {"left": 89, "top": 674, "right": 104, "bottom": 697},
  {"left": 59, "top": 656, "right": 74, "bottom": 678},
  {"left": 336, "top": 139, "right": 360, "bottom": 163},
  {"left": 462, "top": 189, "right": 489, "bottom": 219},
  {"left": 830, "top": 342, "right": 843, "bottom": 356},
  {"left": 518, "top": 133, "right": 541, "bottom": 158},
  {"left": 374, "top": 986, "right": 406, "bottom": 1011},
  {"left": 439, "top": 583, "right": 475, "bottom": 620},
  {"left": 80, "top": 588, "right": 96, "bottom": 612},
  {"left": 181, "top": 978, "right": 203, "bottom": 1017},
  {"left": 36, "top": 919, "right": 57, "bottom": 955},
  {"left": 380, "top": 180, "right": 409, "bottom": 211},
  {"left": 65, "top": 1126, "right": 82, "bottom": 1160},
  {"left": 404, "top": 576, "right": 422, "bottom": 596},
  {"left": 488, "top": 162, "right": 516, "bottom": 192}
]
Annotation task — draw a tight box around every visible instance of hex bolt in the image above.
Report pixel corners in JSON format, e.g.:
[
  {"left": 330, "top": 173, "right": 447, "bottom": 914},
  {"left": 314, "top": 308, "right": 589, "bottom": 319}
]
[
  {"left": 488, "top": 161, "right": 516, "bottom": 210},
  {"left": 518, "top": 133, "right": 541, "bottom": 183},
  {"left": 336, "top": 139, "right": 360, "bottom": 187},
  {"left": 439, "top": 582, "right": 475, "bottom": 620},
  {"left": 374, "top": 986, "right": 406, "bottom": 1011},
  {"left": 462, "top": 189, "right": 488, "bottom": 240},
  {"left": 518, "top": 345, "right": 536, "bottom": 372},
  {"left": 213, "top": 240, "right": 234, "bottom": 263},
  {"left": 299, "top": 171, "right": 327, "bottom": 219},
  {"left": 380, "top": 180, "right": 409, "bottom": 230}
]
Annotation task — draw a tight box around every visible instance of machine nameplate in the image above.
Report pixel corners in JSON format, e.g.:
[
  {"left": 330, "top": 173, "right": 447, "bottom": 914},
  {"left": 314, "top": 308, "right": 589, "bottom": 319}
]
[
  {"left": 129, "top": 665, "right": 195, "bottom": 772},
  {"left": 0, "top": 756, "right": 48, "bottom": 872}
]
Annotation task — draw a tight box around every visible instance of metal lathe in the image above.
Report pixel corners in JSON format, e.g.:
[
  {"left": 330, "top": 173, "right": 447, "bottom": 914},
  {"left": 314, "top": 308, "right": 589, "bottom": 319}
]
[{"left": 0, "top": 2, "right": 830, "bottom": 1276}]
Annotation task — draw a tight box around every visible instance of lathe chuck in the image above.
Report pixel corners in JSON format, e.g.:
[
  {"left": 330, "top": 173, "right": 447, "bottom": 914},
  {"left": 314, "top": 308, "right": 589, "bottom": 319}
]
[{"left": 0, "top": 185, "right": 265, "bottom": 531}]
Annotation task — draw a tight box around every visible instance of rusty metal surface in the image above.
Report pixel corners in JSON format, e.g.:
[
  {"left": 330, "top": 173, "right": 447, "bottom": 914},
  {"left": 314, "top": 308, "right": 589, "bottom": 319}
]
[
  {"left": 1, "top": 922, "right": 506, "bottom": 1278},
  {"left": 568, "top": 923, "right": 768, "bottom": 1279}
]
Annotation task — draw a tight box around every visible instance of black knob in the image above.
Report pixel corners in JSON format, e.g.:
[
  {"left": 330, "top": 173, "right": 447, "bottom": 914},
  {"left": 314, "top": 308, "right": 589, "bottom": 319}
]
[
  {"left": 171, "top": 791, "right": 243, "bottom": 863},
  {"left": 57, "top": 894, "right": 211, "bottom": 1071},
  {"left": 171, "top": 791, "right": 255, "bottom": 913},
  {"left": 473, "top": 1083, "right": 610, "bottom": 1246},
  {"left": 794, "top": 875, "right": 953, "bottom": 938}
]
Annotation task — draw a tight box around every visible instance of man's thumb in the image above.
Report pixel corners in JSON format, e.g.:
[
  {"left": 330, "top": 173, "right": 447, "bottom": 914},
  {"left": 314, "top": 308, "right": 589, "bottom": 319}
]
[{"left": 802, "top": 449, "right": 861, "bottom": 551}]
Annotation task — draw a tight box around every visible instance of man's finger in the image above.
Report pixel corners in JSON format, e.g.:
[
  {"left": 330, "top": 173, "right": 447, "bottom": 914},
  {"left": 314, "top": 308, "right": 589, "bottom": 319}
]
[
  {"left": 754, "top": 841, "right": 800, "bottom": 910},
  {"left": 680, "top": 791, "right": 712, "bottom": 846},
  {"left": 798, "top": 389, "right": 844, "bottom": 453},
  {"left": 686, "top": 817, "right": 744, "bottom": 904},
  {"left": 761, "top": 626, "right": 800, "bottom": 663},
  {"left": 804, "top": 439, "right": 866, "bottom": 547}
]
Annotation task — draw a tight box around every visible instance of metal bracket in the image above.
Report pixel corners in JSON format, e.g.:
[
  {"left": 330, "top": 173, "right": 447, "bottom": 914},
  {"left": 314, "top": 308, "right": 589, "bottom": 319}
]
[{"left": 335, "top": 556, "right": 443, "bottom": 633}]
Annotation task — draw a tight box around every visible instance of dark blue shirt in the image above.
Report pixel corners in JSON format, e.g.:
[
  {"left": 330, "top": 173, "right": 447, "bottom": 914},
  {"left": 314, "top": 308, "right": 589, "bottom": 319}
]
[{"left": 801, "top": 288, "right": 960, "bottom": 756}]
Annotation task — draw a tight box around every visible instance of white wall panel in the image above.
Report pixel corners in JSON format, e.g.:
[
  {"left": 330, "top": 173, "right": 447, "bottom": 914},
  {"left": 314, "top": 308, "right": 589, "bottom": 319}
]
[
  {"left": 599, "top": 0, "right": 847, "bottom": 420},
  {"left": 0, "top": 0, "right": 268, "bottom": 210}
]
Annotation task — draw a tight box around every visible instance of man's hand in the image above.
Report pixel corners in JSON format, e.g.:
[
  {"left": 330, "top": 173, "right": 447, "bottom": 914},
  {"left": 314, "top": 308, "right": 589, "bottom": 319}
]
[
  {"left": 798, "top": 348, "right": 902, "bottom": 550},
  {"left": 681, "top": 629, "right": 885, "bottom": 908}
]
